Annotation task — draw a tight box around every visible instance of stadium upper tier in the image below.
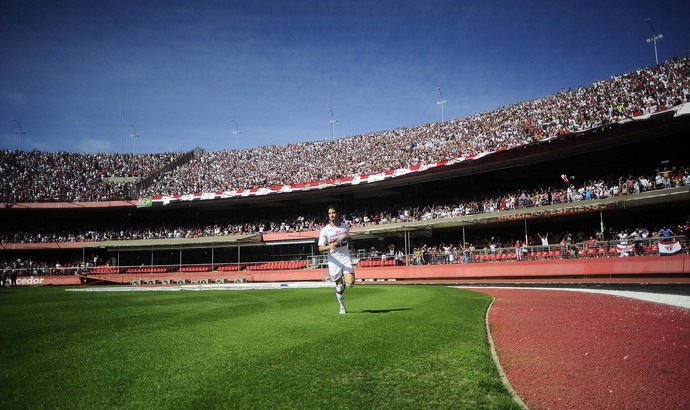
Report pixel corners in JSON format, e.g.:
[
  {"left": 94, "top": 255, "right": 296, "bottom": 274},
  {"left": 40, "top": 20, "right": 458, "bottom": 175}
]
[{"left": 2, "top": 57, "right": 689, "bottom": 204}]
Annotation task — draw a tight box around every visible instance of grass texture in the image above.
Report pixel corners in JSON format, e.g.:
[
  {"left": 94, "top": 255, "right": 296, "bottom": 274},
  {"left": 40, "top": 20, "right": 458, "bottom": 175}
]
[{"left": 0, "top": 285, "right": 520, "bottom": 409}]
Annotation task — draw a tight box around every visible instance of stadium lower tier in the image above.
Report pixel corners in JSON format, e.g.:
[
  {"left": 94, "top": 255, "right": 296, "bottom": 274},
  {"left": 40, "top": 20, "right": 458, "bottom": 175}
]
[{"left": 6, "top": 253, "right": 689, "bottom": 287}]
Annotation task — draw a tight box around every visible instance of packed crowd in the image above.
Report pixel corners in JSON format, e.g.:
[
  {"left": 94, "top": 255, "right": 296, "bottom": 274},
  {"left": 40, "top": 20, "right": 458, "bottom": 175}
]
[
  {"left": 1, "top": 58, "right": 688, "bottom": 203},
  {"left": 0, "top": 151, "right": 185, "bottom": 203},
  {"left": 146, "top": 57, "right": 690, "bottom": 195},
  {"left": 2, "top": 161, "right": 687, "bottom": 245}
]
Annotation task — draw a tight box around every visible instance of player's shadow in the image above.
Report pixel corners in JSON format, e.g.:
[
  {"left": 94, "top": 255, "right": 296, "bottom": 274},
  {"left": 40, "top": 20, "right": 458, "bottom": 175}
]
[{"left": 359, "top": 308, "right": 412, "bottom": 314}]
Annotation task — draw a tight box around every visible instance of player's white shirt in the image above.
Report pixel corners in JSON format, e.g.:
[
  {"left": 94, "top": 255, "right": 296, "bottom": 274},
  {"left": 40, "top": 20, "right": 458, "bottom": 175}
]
[{"left": 318, "top": 221, "right": 353, "bottom": 265}]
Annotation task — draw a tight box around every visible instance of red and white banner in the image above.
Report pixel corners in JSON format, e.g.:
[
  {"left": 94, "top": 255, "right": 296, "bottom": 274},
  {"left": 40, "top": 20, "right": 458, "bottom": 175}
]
[
  {"left": 659, "top": 241, "right": 682, "bottom": 256},
  {"left": 616, "top": 244, "right": 633, "bottom": 255}
]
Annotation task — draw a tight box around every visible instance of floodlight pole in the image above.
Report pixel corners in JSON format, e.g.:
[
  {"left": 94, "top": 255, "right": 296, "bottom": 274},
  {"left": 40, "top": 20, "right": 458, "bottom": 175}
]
[
  {"left": 128, "top": 123, "right": 139, "bottom": 154},
  {"left": 436, "top": 87, "right": 447, "bottom": 123},
  {"left": 12, "top": 120, "right": 26, "bottom": 151},
  {"left": 231, "top": 119, "right": 241, "bottom": 150},
  {"left": 328, "top": 108, "right": 337, "bottom": 141},
  {"left": 644, "top": 18, "right": 663, "bottom": 65}
]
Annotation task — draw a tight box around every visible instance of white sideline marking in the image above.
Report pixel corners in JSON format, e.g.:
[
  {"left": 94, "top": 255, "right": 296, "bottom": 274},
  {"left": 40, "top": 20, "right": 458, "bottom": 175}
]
[
  {"left": 66, "top": 281, "right": 333, "bottom": 292},
  {"left": 458, "top": 286, "right": 690, "bottom": 309}
]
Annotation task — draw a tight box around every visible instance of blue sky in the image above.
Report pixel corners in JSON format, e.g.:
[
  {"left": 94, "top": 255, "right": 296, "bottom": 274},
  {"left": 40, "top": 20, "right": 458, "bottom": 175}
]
[{"left": 1, "top": 0, "right": 689, "bottom": 154}]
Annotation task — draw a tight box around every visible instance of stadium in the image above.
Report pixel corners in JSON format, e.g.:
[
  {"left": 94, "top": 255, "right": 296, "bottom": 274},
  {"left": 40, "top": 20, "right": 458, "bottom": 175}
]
[
  {"left": 1, "top": 57, "right": 689, "bottom": 286},
  {"left": 2, "top": 57, "right": 690, "bottom": 409}
]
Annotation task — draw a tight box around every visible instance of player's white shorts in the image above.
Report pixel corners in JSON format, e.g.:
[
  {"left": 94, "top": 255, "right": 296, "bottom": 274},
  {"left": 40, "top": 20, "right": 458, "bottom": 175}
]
[{"left": 327, "top": 258, "right": 354, "bottom": 282}]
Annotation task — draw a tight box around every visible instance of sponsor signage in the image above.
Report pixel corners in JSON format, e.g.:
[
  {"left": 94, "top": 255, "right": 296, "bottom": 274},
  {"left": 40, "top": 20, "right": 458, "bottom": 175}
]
[{"left": 7, "top": 276, "right": 82, "bottom": 287}]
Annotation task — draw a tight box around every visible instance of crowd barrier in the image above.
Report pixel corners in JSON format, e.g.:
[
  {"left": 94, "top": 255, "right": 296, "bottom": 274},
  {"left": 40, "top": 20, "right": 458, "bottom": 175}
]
[{"left": 4, "top": 253, "right": 688, "bottom": 287}]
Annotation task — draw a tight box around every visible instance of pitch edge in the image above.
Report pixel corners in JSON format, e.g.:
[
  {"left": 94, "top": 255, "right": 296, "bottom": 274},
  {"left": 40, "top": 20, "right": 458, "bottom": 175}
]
[
  {"left": 65, "top": 282, "right": 334, "bottom": 292},
  {"left": 484, "top": 296, "right": 528, "bottom": 409}
]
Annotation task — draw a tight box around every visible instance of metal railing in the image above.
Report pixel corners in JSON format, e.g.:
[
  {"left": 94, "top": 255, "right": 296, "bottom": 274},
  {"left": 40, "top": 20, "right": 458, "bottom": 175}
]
[{"left": 3, "top": 236, "right": 686, "bottom": 278}]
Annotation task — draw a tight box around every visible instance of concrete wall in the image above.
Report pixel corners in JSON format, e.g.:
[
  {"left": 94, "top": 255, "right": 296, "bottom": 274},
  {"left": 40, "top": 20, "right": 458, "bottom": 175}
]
[{"left": 9, "top": 254, "right": 689, "bottom": 286}]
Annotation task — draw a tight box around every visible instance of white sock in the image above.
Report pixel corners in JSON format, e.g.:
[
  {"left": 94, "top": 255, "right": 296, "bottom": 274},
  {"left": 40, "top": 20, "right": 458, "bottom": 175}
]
[{"left": 336, "top": 283, "right": 346, "bottom": 309}]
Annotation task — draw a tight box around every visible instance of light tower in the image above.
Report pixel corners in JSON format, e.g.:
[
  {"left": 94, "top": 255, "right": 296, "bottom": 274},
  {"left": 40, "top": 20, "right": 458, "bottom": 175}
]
[
  {"left": 644, "top": 18, "right": 663, "bottom": 65},
  {"left": 436, "top": 87, "right": 447, "bottom": 123},
  {"left": 128, "top": 124, "right": 139, "bottom": 154},
  {"left": 12, "top": 120, "right": 26, "bottom": 151},
  {"left": 231, "top": 119, "right": 241, "bottom": 150},
  {"left": 327, "top": 108, "right": 337, "bottom": 141}
]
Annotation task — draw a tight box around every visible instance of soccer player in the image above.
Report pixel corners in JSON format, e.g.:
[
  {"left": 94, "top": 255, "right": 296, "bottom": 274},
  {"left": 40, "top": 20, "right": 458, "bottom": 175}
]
[{"left": 318, "top": 204, "right": 356, "bottom": 314}]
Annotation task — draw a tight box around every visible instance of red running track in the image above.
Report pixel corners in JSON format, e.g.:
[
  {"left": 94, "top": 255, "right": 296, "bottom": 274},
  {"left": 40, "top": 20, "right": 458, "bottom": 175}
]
[{"left": 470, "top": 288, "right": 690, "bottom": 410}]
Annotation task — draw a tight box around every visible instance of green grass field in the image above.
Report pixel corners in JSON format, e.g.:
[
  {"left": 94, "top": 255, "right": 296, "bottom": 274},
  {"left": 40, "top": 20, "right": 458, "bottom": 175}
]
[{"left": 0, "top": 285, "right": 520, "bottom": 409}]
